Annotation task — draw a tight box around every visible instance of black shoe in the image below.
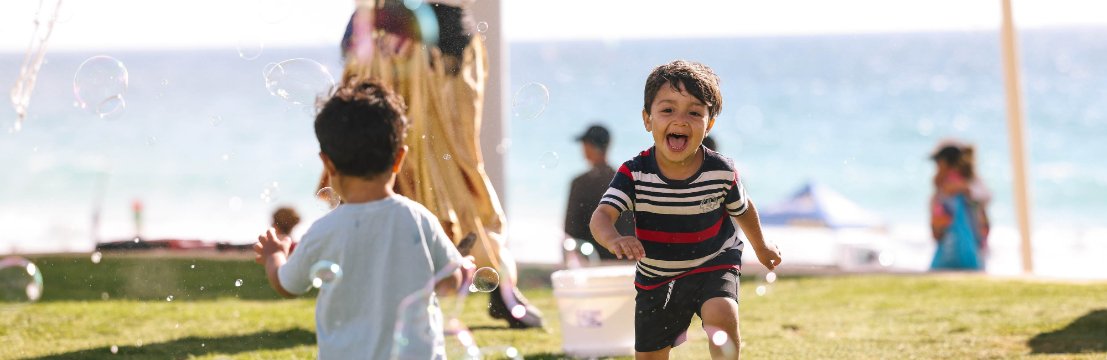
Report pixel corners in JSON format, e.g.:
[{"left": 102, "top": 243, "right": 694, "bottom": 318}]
[{"left": 488, "top": 286, "right": 546, "bottom": 329}]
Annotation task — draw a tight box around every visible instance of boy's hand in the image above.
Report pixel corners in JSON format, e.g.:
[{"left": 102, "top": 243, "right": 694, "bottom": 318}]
[
  {"left": 256, "top": 228, "right": 292, "bottom": 261},
  {"left": 603, "top": 236, "right": 646, "bottom": 260},
  {"left": 754, "top": 243, "right": 782, "bottom": 271}
]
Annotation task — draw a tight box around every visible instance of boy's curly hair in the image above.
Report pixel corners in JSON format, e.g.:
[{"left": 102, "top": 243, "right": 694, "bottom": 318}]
[
  {"left": 643, "top": 60, "right": 723, "bottom": 119},
  {"left": 314, "top": 79, "right": 408, "bottom": 178}
]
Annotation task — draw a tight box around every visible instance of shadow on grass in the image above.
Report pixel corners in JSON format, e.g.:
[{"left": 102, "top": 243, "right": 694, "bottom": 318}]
[
  {"left": 1028, "top": 309, "right": 1107, "bottom": 354},
  {"left": 26, "top": 328, "right": 315, "bottom": 360}
]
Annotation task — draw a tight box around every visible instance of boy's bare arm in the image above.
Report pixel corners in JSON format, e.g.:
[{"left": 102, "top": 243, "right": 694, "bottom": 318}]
[
  {"left": 732, "top": 200, "right": 782, "bottom": 270},
  {"left": 590, "top": 204, "right": 645, "bottom": 260},
  {"left": 257, "top": 229, "right": 297, "bottom": 299}
]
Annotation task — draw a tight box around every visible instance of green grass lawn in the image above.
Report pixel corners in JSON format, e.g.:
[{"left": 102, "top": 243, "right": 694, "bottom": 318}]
[{"left": 2, "top": 254, "right": 1106, "bottom": 359}]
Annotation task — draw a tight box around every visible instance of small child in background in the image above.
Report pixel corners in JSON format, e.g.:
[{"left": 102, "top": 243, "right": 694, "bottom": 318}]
[
  {"left": 590, "top": 60, "right": 781, "bottom": 359},
  {"left": 254, "top": 80, "right": 464, "bottom": 359}
]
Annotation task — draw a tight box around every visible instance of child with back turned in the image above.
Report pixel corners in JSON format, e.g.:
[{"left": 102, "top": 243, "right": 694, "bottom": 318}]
[
  {"left": 590, "top": 60, "right": 782, "bottom": 359},
  {"left": 254, "top": 80, "right": 463, "bottom": 359}
]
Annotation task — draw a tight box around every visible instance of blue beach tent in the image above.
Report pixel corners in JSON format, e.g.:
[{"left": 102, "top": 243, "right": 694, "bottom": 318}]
[{"left": 758, "top": 182, "right": 885, "bottom": 229}]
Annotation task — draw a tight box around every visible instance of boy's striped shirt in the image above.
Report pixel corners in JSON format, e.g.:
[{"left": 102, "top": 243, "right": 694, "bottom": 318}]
[{"left": 600, "top": 146, "right": 749, "bottom": 290}]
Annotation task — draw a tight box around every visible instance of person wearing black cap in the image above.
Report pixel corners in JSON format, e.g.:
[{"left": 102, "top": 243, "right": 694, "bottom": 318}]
[{"left": 564, "top": 124, "right": 635, "bottom": 265}]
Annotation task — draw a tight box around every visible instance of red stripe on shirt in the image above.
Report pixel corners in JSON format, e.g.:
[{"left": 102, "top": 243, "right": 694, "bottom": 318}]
[
  {"left": 618, "top": 164, "right": 632, "bottom": 178},
  {"left": 634, "top": 264, "right": 740, "bottom": 290},
  {"left": 635, "top": 215, "right": 724, "bottom": 244}
]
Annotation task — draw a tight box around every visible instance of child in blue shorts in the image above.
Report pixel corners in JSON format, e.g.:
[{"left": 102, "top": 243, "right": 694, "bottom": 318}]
[{"left": 590, "top": 60, "right": 782, "bottom": 359}]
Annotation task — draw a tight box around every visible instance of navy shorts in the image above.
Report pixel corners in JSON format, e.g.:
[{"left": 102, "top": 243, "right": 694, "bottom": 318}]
[{"left": 634, "top": 268, "right": 740, "bottom": 352}]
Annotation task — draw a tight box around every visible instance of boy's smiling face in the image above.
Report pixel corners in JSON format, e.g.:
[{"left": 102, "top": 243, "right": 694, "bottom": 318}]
[{"left": 642, "top": 81, "right": 715, "bottom": 171}]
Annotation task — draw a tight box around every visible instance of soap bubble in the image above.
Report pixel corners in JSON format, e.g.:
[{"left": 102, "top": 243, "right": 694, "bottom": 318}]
[
  {"left": 263, "top": 58, "right": 335, "bottom": 107},
  {"left": 755, "top": 285, "right": 767, "bottom": 296},
  {"left": 538, "top": 151, "right": 559, "bottom": 169},
  {"left": 310, "top": 260, "right": 343, "bottom": 288},
  {"left": 317, "top": 187, "right": 341, "bottom": 210},
  {"left": 234, "top": 279, "right": 243, "bottom": 287},
  {"left": 579, "top": 242, "right": 595, "bottom": 256},
  {"left": 511, "top": 82, "right": 549, "bottom": 120},
  {"left": 0, "top": 257, "right": 44, "bottom": 302},
  {"left": 562, "top": 238, "right": 577, "bottom": 252},
  {"left": 765, "top": 271, "right": 777, "bottom": 284},
  {"left": 90, "top": 251, "right": 102, "bottom": 264},
  {"left": 711, "top": 330, "right": 729, "bottom": 346},
  {"left": 73, "top": 56, "right": 129, "bottom": 119},
  {"left": 260, "top": 182, "right": 280, "bottom": 203},
  {"left": 166, "top": 295, "right": 174, "bottom": 302},
  {"left": 510, "top": 304, "right": 527, "bottom": 319},
  {"left": 469, "top": 267, "right": 499, "bottom": 293},
  {"left": 475, "top": 21, "right": 489, "bottom": 33}
]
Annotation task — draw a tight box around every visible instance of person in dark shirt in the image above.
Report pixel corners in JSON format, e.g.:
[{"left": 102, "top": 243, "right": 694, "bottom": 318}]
[{"left": 564, "top": 124, "right": 634, "bottom": 265}]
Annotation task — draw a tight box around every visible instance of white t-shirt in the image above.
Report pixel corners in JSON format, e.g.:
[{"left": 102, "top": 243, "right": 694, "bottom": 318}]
[{"left": 278, "top": 194, "right": 462, "bottom": 359}]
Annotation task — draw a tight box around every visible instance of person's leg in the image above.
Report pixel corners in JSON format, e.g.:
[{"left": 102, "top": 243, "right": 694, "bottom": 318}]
[
  {"left": 696, "top": 268, "right": 742, "bottom": 360},
  {"left": 700, "top": 297, "right": 740, "bottom": 360}
]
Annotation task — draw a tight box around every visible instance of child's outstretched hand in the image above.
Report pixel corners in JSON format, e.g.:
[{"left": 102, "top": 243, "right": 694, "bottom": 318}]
[
  {"left": 754, "top": 243, "right": 782, "bottom": 271},
  {"left": 254, "top": 228, "right": 292, "bottom": 264},
  {"left": 604, "top": 235, "right": 646, "bottom": 260}
]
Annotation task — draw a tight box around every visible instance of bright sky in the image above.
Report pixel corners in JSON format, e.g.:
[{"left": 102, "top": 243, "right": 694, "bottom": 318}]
[{"left": 0, "top": 0, "right": 1104, "bottom": 51}]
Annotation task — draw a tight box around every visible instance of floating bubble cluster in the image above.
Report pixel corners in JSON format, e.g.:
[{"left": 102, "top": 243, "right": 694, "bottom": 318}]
[{"left": 538, "top": 151, "right": 559, "bottom": 169}]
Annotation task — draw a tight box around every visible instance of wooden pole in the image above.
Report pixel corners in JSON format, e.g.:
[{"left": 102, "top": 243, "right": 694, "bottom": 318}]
[
  {"left": 471, "top": 0, "right": 508, "bottom": 210},
  {"left": 999, "top": 0, "right": 1034, "bottom": 273}
]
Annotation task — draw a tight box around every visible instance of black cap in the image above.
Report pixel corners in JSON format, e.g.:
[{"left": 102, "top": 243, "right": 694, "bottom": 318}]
[{"left": 576, "top": 125, "right": 610, "bottom": 149}]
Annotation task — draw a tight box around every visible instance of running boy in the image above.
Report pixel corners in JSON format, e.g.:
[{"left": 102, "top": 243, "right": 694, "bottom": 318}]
[
  {"left": 255, "top": 80, "right": 463, "bottom": 359},
  {"left": 590, "top": 60, "right": 781, "bottom": 359}
]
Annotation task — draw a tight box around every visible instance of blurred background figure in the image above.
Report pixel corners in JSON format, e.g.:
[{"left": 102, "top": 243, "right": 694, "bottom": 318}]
[
  {"left": 929, "top": 139, "right": 991, "bottom": 271},
  {"left": 337, "top": 0, "right": 543, "bottom": 328},
  {"left": 563, "top": 124, "right": 634, "bottom": 267},
  {"left": 272, "top": 206, "right": 301, "bottom": 242}
]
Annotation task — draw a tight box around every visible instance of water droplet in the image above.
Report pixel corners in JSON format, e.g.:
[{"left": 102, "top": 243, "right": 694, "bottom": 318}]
[{"left": 511, "top": 82, "right": 549, "bottom": 120}]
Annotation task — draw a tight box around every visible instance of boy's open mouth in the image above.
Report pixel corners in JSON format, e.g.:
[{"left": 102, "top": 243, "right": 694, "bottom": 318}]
[{"left": 666, "top": 132, "right": 689, "bottom": 152}]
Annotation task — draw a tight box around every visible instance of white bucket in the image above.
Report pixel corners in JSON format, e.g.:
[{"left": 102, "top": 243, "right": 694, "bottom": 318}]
[{"left": 550, "top": 265, "right": 637, "bottom": 357}]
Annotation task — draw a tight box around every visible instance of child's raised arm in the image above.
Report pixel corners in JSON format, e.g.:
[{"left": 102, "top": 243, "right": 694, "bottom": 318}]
[
  {"left": 732, "top": 200, "right": 782, "bottom": 270},
  {"left": 256, "top": 228, "right": 297, "bottom": 298},
  {"left": 590, "top": 204, "right": 645, "bottom": 260}
]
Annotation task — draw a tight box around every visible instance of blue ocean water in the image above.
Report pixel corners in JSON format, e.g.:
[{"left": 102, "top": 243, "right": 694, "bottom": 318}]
[{"left": 2, "top": 29, "right": 1105, "bottom": 262}]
